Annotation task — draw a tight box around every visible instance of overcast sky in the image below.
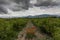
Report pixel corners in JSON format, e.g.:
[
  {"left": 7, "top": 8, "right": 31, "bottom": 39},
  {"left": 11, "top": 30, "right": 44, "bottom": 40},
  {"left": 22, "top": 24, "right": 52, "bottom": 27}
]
[{"left": 0, "top": 0, "right": 60, "bottom": 18}]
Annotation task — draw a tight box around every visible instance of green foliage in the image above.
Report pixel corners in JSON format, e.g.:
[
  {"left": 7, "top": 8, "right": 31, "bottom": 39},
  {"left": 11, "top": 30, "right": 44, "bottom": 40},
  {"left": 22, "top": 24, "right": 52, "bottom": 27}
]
[
  {"left": 31, "top": 18, "right": 60, "bottom": 40},
  {"left": 0, "top": 18, "right": 27, "bottom": 40},
  {"left": 0, "top": 18, "right": 60, "bottom": 40}
]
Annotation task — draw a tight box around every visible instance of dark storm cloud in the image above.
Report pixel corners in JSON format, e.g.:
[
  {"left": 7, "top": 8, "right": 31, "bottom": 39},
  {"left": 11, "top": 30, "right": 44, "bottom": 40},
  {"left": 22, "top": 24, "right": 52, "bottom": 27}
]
[
  {"left": 34, "top": 0, "right": 60, "bottom": 6},
  {"left": 0, "top": 0, "right": 60, "bottom": 13},
  {"left": 0, "top": 5, "right": 8, "bottom": 14},
  {"left": 0, "top": 0, "right": 10, "bottom": 14},
  {"left": 10, "top": 0, "right": 30, "bottom": 11},
  {"left": 11, "top": 0, "right": 30, "bottom": 10},
  {"left": 0, "top": 0, "right": 30, "bottom": 12}
]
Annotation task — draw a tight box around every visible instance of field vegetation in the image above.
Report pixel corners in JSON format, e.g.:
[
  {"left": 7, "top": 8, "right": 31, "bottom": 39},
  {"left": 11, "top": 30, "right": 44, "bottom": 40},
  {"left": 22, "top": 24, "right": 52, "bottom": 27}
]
[{"left": 0, "top": 17, "right": 60, "bottom": 40}]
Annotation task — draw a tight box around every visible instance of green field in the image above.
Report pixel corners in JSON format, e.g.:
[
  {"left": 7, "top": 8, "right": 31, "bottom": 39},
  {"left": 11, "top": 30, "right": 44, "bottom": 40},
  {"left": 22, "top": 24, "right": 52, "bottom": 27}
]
[{"left": 0, "top": 17, "right": 60, "bottom": 40}]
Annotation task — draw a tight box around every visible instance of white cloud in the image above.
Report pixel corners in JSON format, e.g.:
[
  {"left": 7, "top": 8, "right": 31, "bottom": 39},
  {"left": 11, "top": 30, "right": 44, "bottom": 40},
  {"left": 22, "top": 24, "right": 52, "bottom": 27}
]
[{"left": 0, "top": 6, "right": 60, "bottom": 18}]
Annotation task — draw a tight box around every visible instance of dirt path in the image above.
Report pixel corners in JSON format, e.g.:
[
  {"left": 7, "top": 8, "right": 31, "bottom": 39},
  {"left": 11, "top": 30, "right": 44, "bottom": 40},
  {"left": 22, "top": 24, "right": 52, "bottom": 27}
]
[{"left": 17, "top": 21, "right": 53, "bottom": 40}]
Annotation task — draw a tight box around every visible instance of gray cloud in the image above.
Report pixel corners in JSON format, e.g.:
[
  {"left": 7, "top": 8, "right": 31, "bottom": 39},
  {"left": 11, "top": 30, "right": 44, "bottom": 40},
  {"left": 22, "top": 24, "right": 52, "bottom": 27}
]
[
  {"left": 0, "top": 5, "right": 8, "bottom": 14},
  {"left": 34, "top": 0, "right": 60, "bottom": 6},
  {"left": 0, "top": 0, "right": 30, "bottom": 12},
  {"left": 0, "top": 0, "right": 60, "bottom": 13}
]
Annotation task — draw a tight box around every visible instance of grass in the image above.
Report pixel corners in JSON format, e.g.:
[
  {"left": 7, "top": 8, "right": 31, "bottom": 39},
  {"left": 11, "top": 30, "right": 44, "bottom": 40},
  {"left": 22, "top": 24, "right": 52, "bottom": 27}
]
[{"left": 0, "top": 17, "right": 60, "bottom": 40}]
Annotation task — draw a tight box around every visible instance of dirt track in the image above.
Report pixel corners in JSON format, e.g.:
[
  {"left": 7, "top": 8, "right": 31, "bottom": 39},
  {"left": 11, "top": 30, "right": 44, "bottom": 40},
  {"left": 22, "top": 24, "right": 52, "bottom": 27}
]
[{"left": 17, "top": 21, "right": 53, "bottom": 40}]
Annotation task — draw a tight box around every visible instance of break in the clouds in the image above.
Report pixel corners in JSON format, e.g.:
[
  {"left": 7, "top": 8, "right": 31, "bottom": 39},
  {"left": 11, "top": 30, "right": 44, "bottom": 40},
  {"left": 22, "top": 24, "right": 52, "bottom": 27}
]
[{"left": 0, "top": 0, "right": 60, "bottom": 18}]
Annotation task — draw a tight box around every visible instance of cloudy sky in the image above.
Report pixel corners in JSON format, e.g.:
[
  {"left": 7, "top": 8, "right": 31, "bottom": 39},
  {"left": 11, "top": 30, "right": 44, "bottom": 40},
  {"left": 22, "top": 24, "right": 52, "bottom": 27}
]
[{"left": 0, "top": 0, "right": 60, "bottom": 18}]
